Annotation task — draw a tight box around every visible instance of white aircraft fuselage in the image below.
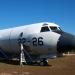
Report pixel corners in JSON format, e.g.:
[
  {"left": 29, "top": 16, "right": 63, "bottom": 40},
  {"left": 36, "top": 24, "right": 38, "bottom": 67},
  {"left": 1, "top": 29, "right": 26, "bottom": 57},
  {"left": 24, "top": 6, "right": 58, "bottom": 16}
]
[{"left": 0, "top": 22, "right": 75, "bottom": 65}]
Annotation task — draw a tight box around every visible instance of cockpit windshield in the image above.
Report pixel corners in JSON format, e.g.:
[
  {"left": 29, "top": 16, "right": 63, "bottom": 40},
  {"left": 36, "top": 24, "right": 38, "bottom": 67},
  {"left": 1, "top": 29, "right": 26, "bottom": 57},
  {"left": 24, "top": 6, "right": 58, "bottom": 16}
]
[
  {"left": 50, "top": 26, "right": 62, "bottom": 32},
  {"left": 40, "top": 26, "right": 50, "bottom": 32},
  {"left": 40, "top": 26, "right": 62, "bottom": 33}
]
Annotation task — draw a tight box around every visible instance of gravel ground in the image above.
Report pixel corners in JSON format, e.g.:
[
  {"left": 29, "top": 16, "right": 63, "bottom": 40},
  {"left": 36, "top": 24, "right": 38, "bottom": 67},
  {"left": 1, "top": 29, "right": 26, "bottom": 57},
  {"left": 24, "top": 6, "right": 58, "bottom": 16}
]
[{"left": 0, "top": 55, "right": 75, "bottom": 75}]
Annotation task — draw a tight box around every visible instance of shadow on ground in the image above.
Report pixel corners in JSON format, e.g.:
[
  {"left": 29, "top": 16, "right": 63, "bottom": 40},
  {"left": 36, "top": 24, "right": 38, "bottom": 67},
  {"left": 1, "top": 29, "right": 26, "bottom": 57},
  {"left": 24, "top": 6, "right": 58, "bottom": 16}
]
[
  {"left": 0, "top": 59, "right": 20, "bottom": 65},
  {"left": 0, "top": 59, "right": 52, "bottom": 67}
]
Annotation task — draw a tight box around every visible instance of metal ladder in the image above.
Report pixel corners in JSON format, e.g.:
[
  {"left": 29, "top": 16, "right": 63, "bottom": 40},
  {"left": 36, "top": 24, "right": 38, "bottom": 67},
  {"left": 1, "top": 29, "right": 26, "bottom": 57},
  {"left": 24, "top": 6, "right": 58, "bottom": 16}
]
[{"left": 20, "top": 43, "right": 32, "bottom": 66}]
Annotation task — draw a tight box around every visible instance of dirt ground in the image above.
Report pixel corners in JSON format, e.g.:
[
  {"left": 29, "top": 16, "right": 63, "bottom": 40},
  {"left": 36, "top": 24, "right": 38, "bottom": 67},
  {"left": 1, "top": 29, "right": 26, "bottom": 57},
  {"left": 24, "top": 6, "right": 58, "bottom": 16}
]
[{"left": 0, "top": 55, "right": 75, "bottom": 75}]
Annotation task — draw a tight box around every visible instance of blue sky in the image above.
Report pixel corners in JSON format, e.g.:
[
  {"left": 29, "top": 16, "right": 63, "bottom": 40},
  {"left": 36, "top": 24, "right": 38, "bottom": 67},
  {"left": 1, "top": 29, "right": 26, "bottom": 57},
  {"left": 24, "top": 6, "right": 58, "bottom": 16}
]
[{"left": 0, "top": 0, "right": 75, "bottom": 34}]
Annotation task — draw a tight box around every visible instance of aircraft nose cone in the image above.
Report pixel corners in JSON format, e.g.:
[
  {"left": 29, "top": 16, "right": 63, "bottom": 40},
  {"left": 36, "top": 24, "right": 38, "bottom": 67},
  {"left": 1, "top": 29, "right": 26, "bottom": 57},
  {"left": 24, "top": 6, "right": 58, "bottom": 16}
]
[{"left": 57, "top": 32, "right": 75, "bottom": 53}]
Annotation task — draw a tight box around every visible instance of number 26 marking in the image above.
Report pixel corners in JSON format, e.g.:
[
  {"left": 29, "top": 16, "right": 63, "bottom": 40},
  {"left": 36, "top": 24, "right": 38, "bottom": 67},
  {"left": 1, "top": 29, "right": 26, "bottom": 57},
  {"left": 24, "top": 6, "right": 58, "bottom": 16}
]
[{"left": 32, "top": 37, "right": 43, "bottom": 46}]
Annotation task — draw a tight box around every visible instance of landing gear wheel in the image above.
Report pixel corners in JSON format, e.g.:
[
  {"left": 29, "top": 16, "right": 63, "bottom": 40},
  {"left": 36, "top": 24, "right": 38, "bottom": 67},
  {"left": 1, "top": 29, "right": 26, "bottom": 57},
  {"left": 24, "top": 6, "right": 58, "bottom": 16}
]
[{"left": 40, "top": 58, "right": 49, "bottom": 66}]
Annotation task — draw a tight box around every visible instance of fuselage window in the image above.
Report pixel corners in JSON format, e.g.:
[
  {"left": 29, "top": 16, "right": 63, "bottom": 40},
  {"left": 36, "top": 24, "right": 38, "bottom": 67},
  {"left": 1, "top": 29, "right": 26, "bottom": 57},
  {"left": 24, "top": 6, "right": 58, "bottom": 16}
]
[{"left": 40, "top": 26, "right": 50, "bottom": 32}]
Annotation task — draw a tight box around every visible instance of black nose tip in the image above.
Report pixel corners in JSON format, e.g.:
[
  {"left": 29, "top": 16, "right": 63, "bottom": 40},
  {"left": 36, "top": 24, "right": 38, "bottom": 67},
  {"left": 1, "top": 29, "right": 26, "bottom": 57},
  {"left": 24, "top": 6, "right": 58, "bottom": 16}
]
[{"left": 57, "top": 32, "right": 75, "bottom": 53}]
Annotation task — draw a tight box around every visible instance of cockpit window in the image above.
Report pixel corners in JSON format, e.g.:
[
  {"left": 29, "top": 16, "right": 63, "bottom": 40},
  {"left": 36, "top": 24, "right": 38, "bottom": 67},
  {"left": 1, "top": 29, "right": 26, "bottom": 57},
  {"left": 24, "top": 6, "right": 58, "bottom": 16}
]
[
  {"left": 50, "top": 26, "right": 58, "bottom": 31},
  {"left": 50, "top": 26, "right": 61, "bottom": 31},
  {"left": 40, "top": 26, "right": 50, "bottom": 32}
]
